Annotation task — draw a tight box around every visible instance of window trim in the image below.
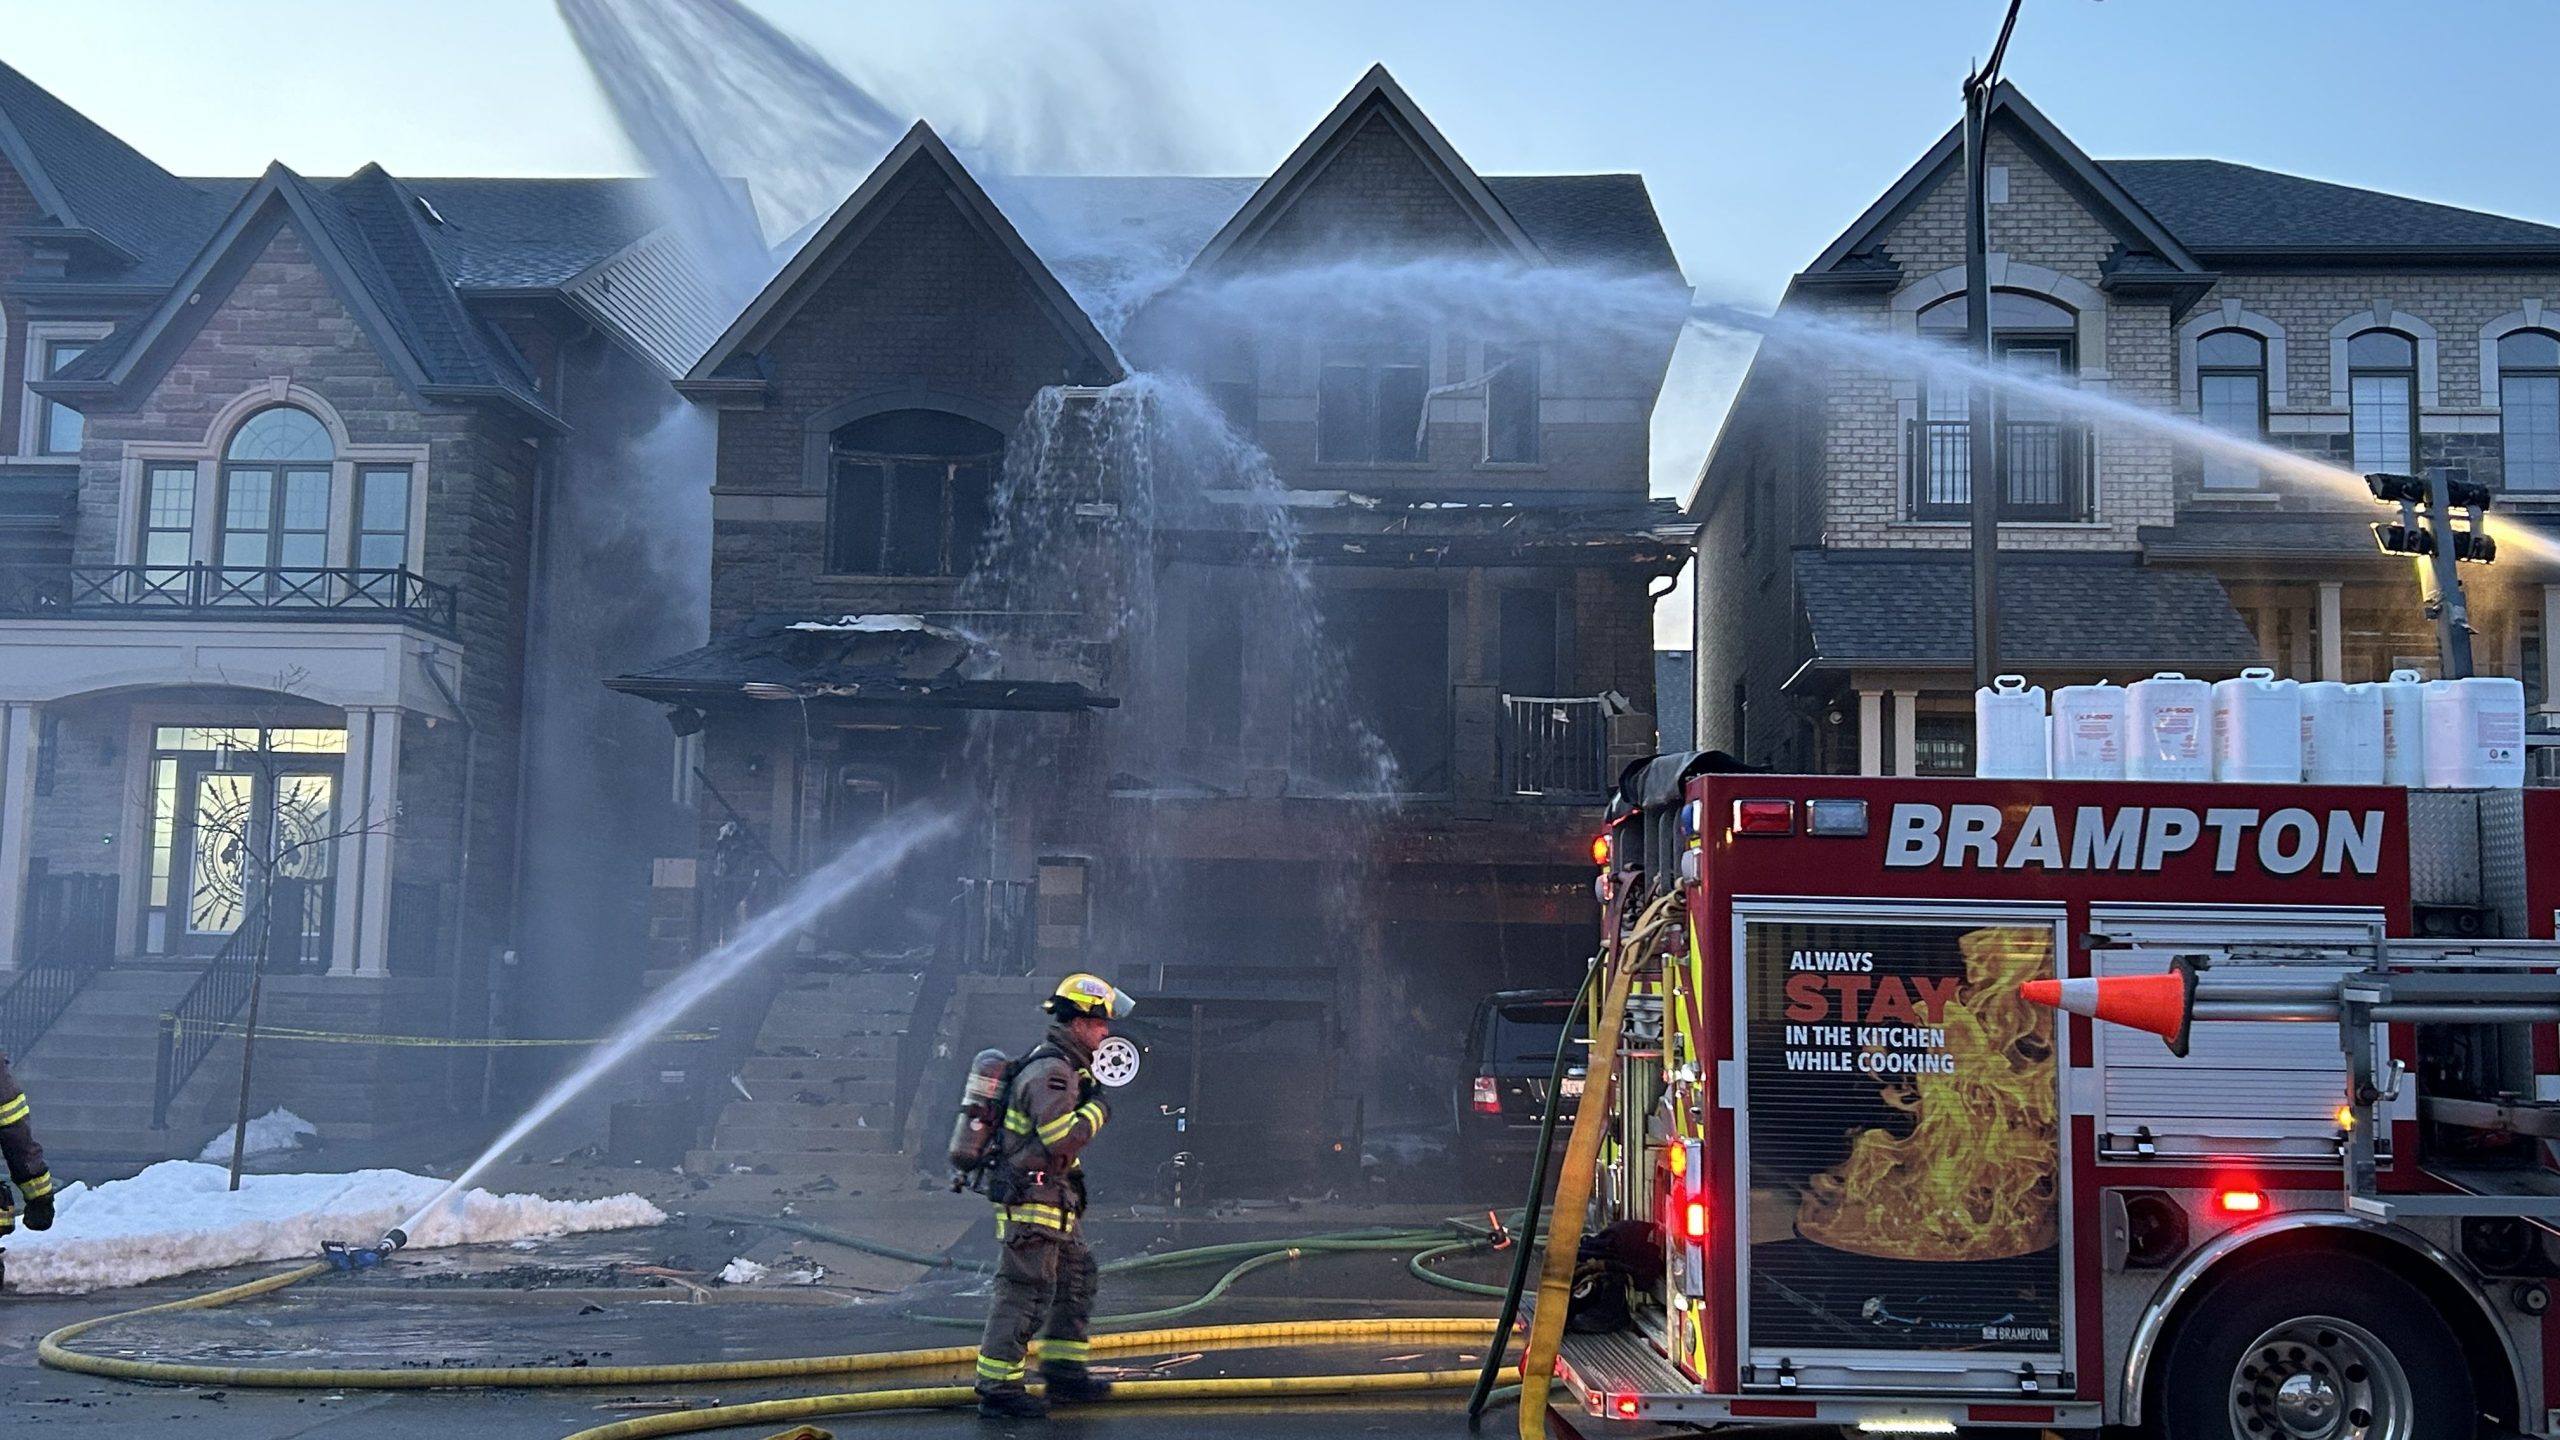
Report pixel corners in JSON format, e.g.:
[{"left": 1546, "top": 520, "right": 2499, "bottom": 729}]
[
  {"left": 2495, "top": 328, "right": 2560, "bottom": 494},
  {"left": 1315, "top": 338, "right": 1432, "bottom": 467},
  {"left": 1911, "top": 302, "right": 2091, "bottom": 523},
  {"left": 2346, "top": 329, "right": 2420, "bottom": 477},
  {"left": 17, "top": 319, "right": 111, "bottom": 459},
  {"left": 2195, "top": 327, "right": 2270, "bottom": 492},
  {"left": 821, "top": 446, "right": 999, "bottom": 578}
]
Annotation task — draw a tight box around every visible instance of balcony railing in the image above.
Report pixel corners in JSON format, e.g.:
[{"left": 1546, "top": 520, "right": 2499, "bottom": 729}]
[
  {"left": 1908, "top": 417, "right": 2093, "bottom": 522},
  {"left": 0, "top": 563, "right": 458, "bottom": 635},
  {"left": 1501, "top": 694, "right": 1612, "bottom": 802}
]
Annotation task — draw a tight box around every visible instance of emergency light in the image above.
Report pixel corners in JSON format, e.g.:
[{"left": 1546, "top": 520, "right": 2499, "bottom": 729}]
[
  {"left": 2214, "top": 1187, "right": 2268, "bottom": 1216},
  {"left": 1732, "top": 799, "right": 1794, "bottom": 836}
]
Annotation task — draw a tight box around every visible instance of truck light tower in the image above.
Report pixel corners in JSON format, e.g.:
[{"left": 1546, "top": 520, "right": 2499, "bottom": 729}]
[{"left": 2367, "top": 469, "right": 2497, "bottom": 680}]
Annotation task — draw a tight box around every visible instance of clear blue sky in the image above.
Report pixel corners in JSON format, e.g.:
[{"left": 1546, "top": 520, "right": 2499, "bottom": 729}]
[{"left": 7, "top": 1, "right": 2557, "bottom": 645}]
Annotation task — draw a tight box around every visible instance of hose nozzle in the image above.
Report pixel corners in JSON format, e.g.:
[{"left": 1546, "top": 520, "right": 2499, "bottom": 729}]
[
  {"left": 379, "top": 1227, "right": 408, "bottom": 1255},
  {"left": 320, "top": 1227, "right": 409, "bottom": 1272}
]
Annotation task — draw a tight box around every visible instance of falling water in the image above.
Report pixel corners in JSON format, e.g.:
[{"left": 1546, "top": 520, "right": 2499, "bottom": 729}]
[{"left": 403, "top": 811, "right": 960, "bottom": 1232}]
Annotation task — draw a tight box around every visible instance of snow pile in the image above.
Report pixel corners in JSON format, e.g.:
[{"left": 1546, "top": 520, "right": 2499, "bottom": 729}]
[
  {"left": 6, "top": 1161, "right": 665, "bottom": 1294},
  {"left": 195, "top": 1108, "right": 319, "bottom": 1164}
]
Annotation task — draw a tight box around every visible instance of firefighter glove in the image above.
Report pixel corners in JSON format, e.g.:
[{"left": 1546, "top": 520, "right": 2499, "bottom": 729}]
[{"left": 21, "top": 1193, "right": 50, "bottom": 1231}]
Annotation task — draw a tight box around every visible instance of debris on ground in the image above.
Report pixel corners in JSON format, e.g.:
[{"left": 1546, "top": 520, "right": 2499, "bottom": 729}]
[
  {"left": 5, "top": 1161, "right": 665, "bottom": 1294},
  {"left": 717, "top": 1257, "right": 768, "bottom": 1285},
  {"left": 194, "top": 1108, "right": 320, "bottom": 1165}
]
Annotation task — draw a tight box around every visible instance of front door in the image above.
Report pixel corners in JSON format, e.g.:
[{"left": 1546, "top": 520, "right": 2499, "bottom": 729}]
[{"left": 148, "top": 726, "right": 341, "bottom": 968}]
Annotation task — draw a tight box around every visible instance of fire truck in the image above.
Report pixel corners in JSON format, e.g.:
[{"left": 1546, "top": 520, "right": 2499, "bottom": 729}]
[{"left": 1541, "top": 757, "right": 2560, "bottom": 1437}]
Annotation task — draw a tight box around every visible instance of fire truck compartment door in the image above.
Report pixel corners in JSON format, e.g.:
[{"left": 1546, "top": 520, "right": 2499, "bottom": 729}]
[
  {"left": 2089, "top": 905, "right": 2390, "bottom": 1161},
  {"left": 1732, "top": 902, "right": 2072, "bottom": 1394}
]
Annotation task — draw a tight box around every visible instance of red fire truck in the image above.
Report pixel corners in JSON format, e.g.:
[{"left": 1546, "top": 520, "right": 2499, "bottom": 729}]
[{"left": 1544, "top": 755, "right": 2560, "bottom": 1437}]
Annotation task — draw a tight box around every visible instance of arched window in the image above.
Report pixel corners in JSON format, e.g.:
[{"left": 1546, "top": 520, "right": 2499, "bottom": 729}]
[
  {"left": 2347, "top": 330, "right": 2417, "bottom": 474},
  {"left": 2196, "top": 329, "right": 2268, "bottom": 490},
  {"left": 826, "top": 410, "right": 1002, "bottom": 576},
  {"left": 2498, "top": 329, "right": 2560, "bottom": 492},
  {"left": 1912, "top": 291, "right": 2086, "bottom": 521},
  {"left": 219, "top": 407, "right": 333, "bottom": 580}
]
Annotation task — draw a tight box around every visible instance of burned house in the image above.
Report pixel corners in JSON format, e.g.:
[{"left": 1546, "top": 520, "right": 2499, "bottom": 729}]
[{"left": 612, "top": 69, "right": 1688, "bottom": 1181}]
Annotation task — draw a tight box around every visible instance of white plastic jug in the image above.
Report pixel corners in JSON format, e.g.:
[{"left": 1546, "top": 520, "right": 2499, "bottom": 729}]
[
  {"left": 2213, "top": 667, "right": 2303, "bottom": 783},
  {"left": 1974, "top": 674, "right": 2049, "bottom": 779},
  {"left": 2050, "top": 682, "right": 2127, "bottom": 780},
  {"left": 2299, "top": 680, "right": 2385, "bottom": 785},
  {"left": 2422, "top": 676, "right": 2527, "bottom": 788},
  {"left": 2380, "top": 668, "right": 2427, "bottom": 786},
  {"left": 2125, "top": 672, "right": 2212, "bottom": 781}
]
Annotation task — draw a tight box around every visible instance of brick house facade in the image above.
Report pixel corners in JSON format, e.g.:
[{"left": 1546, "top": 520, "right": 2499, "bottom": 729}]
[{"left": 1695, "top": 85, "right": 2560, "bottom": 776}]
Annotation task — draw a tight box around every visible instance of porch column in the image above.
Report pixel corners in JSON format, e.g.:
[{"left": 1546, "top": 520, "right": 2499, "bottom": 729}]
[
  {"left": 0, "top": 704, "right": 39, "bottom": 972},
  {"left": 1858, "top": 690, "right": 1884, "bottom": 776},
  {"left": 2318, "top": 582, "right": 2345, "bottom": 681},
  {"left": 355, "top": 709, "right": 401, "bottom": 975},
  {"left": 1891, "top": 690, "right": 1919, "bottom": 777},
  {"left": 330, "top": 711, "right": 374, "bottom": 974}
]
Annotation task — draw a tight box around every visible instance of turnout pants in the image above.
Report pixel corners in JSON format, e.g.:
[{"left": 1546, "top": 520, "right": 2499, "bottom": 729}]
[{"left": 975, "top": 1222, "right": 1098, "bottom": 1388}]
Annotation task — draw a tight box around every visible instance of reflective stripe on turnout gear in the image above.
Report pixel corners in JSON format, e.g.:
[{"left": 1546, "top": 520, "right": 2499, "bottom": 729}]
[
  {"left": 975, "top": 1352, "right": 1025, "bottom": 1383},
  {"left": 995, "top": 1203, "right": 1076, "bottom": 1237},
  {"left": 0, "top": 1095, "right": 26, "bottom": 1126},
  {"left": 1042, "top": 1337, "right": 1090, "bottom": 1364},
  {"left": 19, "top": 1170, "right": 49, "bottom": 1199}
]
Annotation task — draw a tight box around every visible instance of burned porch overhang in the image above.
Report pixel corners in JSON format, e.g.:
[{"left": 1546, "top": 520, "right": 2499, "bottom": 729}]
[
  {"left": 608, "top": 613, "right": 1117, "bottom": 716},
  {"left": 1158, "top": 491, "right": 1692, "bottom": 572},
  {"left": 1780, "top": 548, "right": 2264, "bottom": 691}
]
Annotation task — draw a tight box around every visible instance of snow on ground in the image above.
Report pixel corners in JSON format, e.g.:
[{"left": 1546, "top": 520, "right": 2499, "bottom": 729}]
[
  {"left": 194, "top": 1107, "right": 319, "bottom": 1164},
  {"left": 5, "top": 1161, "right": 664, "bottom": 1294},
  {"left": 717, "top": 1256, "right": 767, "bottom": 1285}
]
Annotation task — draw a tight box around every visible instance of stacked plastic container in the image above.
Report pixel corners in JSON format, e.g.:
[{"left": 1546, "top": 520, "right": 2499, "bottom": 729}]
[{"left": 1964, "top": 665, "right": 2527, "bottom": 789}]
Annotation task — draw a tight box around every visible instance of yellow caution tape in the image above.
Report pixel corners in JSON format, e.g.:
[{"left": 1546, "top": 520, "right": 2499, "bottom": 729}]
[{"left": 178, "top": 1022, "right": 717, "bottom": 1049}]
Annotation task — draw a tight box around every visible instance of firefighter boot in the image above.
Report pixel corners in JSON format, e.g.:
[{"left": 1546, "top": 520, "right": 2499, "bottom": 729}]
[
  {"left": 975, "top": 1381, "right": 1049, "bottom": 1420},
  {"left": 1040, "top": 1361, "right": 1113, "bottom": 1403}
]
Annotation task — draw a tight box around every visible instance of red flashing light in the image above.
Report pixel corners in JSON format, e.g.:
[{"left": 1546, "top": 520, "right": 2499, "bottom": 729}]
[
  {"left": 1732, "top": 799, "right": 1795, "bottom": 836},
  {"left": 2215, "top": 1188, "right": 2268, "bottom": 1216},
  {"left": 1590, "top": 833, "right": 1612, "bottom": 867},
  {"left": 1471, "top": 1075, "right": 1502, "bottom": 1114},
  {"left": 1612, "top": 1394, "right": 1640, "bottom": 1419},
  {"left": 1683, "top": 1199, "right": 1709, "bottom": 1242}
]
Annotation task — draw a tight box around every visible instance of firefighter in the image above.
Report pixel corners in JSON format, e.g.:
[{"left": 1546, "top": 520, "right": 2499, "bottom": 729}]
[
  {"left": 973, "top": 972, "right": 1133, "bottom": 1420},
  {"left": 0, "top": 1052, "right": 56, "bottom": 1250}
]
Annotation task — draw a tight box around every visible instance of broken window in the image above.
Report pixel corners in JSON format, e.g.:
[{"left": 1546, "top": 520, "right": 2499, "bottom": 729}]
[
  {"left": 1312, "top": 588, "right": 1452, "bottom": 794},
  {"left": 1484, "top": 344, "right": 1540, "bottom": 463},
  {"left": 1498, "top": 588, "right": 1560, "bottom": 697},
  {"left": 1317, "top": 338, "right": 1429, "bottom": 464},
  {"left": 826, "top": 409, "right": 1003, "bottom": 576},
  {"left": 1185, "top": 591, "right": 1244, "bottom": 753}
]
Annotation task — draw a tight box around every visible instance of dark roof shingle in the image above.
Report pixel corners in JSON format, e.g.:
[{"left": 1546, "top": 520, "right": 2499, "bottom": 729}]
[
  {"left": 2105, "top": 159, "right": 2560, "bottom": 254},
  {"left": 1794, "top": 550, "right": 2262, "bottom": 671}
]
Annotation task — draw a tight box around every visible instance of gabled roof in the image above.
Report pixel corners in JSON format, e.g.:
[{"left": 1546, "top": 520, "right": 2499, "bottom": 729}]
[
  {"left": 1791, "top": 549, "right": 2261, "bottom": 674},
  {"left": 2105, "top": 159, "right": 2560, "bottom": 258},
  {"left": 685, "top": 121, "right": 1121, "bottom": 389},
  {"left": 0, "top": 58, "right": 219, "bottom": 275},
  {"left": 1803, "top": 82, "right": 2202, "bottom": 282},
  {"left": 43, "top": 163, "right": 558, "bottom": 429},
  {"left": 1190, "top": 64, "right": 1547, "bottom": 271}
]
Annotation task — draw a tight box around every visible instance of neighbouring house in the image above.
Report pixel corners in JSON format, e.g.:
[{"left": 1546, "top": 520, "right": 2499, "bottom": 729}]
[
  {"left": 0, "top": 58, "right": 711, "bottom": 1155},
  {"left": 608, "top": 68, "right": 1687, "bottom": 1183},
  {"left": 1693, "top": 83, "right": 2560, "bottom": 776}
]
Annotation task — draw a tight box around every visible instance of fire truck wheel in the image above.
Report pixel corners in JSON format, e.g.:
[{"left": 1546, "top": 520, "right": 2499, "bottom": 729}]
[{"left": 2152, "top": 1250, "right": 2473, "bottom": 1440}]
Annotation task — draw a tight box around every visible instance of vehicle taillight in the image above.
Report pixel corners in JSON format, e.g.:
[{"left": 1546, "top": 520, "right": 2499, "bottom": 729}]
[
  {"left": 1683, "top": 1199, "right": 1709, "bottom": 1241},
  {"left": 1590, "top": 833, "right": 1611, "bottom": 867},
  {"left": 1732, "top": 798, "right": 1795, "bottom": 835},
  {"left": 1611, "top": 1394, "right": 1640, "bottom": 1418},
  {"left": 2215, "top": 1187, "right": 2267, "bottom": 1216},
  {"left": 1472, "top": 1075, "right": 1501, "bottom": 1114}
]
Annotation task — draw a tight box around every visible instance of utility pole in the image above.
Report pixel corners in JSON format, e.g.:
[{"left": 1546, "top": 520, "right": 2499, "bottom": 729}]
[{"left": 1965, "top": 0, "right": 2025, "bottom": 689}]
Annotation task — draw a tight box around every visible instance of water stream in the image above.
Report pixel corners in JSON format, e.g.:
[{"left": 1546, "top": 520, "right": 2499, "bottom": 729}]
[{"left": 402, "top": 811, "right": 960, "bottom": 1233}]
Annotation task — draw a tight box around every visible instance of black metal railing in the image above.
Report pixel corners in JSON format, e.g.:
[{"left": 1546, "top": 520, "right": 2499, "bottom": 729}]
[
  {"left": 150, "top": 904, "right": 269, "bottom": 1130},
  {"left": 0, "top": 563, "right": 458, "bottom": 635},
  {"left": 1908, "top": 417, "right": 2093, "bottom": 522},
  {"left": 1501, "top": 694, "right": 1612, "bottom": 802},
  {"left": 0, "top": 873, "right": 117, "bottom": 1061}
]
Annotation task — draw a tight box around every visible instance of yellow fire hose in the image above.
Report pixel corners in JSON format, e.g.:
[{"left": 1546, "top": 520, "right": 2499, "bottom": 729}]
[
  {"left": 565, "top": 1369, "right": 1486, "bottom": 1440},
  {"left": 1514, "top": 890, "right": 1679, "bottom": 1440}
]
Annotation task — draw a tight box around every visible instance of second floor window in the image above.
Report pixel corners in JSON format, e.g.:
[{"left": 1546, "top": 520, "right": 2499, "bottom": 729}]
[
  {"left": 1914, "top": 291, "right": 2087, "bottom": 521},
  {"left": 2196, "top": 329, "right": 2267, "bottom": 490},
  {"left": 1317, "top": 338, "right": 1428, "bottom": 464},
  {"left": 220, "top": 406, "right": 332, "bottom": 574},
  {"left": 1483, "top": 344, "right": 1540, "bottom": 463},
  {"left": 825, "top": 409, "right": 1001, "bottom": 577},
  {"left": 40, "top": 339, "right": 88, "bottom": 455},
  {"left": 2499, "top": 329, "right": 2560, "bottom": 492},
  {"left": 2347, "top": 329, "right": 2416, "bottom": 475},
  {"left": 141, "top": 463, "right": 195, "bottom": 590}
]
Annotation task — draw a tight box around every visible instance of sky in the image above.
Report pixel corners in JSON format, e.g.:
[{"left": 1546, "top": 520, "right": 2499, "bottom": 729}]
[{"left": 7, "top": 0, "right": 2560, "bottom": 649}]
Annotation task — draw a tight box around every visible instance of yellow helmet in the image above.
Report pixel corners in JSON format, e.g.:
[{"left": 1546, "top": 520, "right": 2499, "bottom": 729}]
[{"left": 1047, "top": 973, "right": 1133, "bottom": 1021}]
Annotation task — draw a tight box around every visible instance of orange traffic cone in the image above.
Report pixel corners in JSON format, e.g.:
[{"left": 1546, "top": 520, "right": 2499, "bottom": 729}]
[{"left": 2021, "top": 957, "right": 2200, "bottom": 1057}]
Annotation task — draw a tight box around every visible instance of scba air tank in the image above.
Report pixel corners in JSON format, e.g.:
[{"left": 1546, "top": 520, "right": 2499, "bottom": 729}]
[{"left": 946, "top": 1047, "right": 1012, "bottom": 1181}]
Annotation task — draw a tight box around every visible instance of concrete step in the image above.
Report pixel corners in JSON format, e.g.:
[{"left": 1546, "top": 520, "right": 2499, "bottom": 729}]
[
  {"left": 686, "top": 1148, "right": 916, "bottom": 1176},
  {"left": 32, "top": 1099, "right": 172, "bottom": 1135},
  {"left": 750, "top": 1035, "right": 900, "bottom": 1063},
  {"left": 713, "top": 1100, "right": 894, "bottom": 1129},
  {"left": 24, "top": 1019, "right": 164, "bottom": 1050},
  {"left": 753, "top": 1009, "right": 908, "bottom": 1040},
  {"left": 13, "top": 1055, "right": 159, "bottom": 1088}
]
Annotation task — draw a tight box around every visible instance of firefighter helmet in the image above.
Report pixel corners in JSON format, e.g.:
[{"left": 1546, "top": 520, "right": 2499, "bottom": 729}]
[{"left": 1046, "top": 973, "right": 1133, "bottom": 1021}]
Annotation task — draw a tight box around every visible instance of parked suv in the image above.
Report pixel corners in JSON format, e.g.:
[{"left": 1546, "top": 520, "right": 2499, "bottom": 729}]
[{"left": 1454, "top": 989, "right": 1588, "bottom": 1183}]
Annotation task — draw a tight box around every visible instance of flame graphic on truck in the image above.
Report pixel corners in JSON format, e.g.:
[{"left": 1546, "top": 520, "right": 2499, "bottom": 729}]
[{"left": 1793, "top": 926, "right": 2060, "bottom": 1262}]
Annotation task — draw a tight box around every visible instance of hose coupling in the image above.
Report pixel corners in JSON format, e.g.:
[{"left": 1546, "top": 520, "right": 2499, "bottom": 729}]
[{"left": 320, "top": 1227, "right": 408, "bottom": 1272}]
